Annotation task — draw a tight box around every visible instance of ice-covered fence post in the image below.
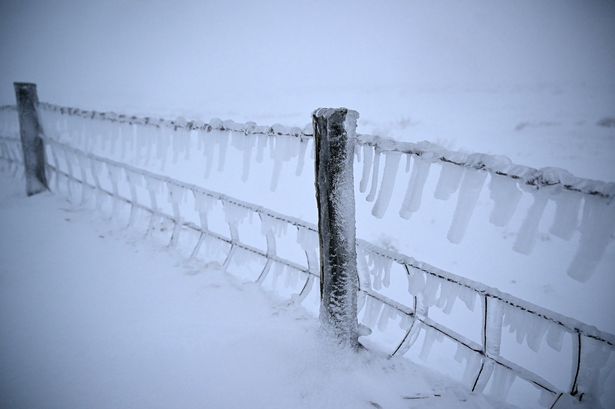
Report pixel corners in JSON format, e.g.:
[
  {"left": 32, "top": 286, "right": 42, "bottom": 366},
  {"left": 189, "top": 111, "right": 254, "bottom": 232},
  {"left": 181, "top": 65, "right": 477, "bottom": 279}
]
[
  {"left": 313, "top": 107, "right": 360, "bottom": 349},
  {"left": 14, "top": 82, "right": 48, "bottom": 196}
]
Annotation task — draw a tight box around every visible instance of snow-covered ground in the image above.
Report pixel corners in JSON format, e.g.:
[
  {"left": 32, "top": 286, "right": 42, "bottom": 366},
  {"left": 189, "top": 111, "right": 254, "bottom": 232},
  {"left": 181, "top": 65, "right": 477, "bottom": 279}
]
[{"left": 0, "top": 172, "right": 505, "bottom": 409}]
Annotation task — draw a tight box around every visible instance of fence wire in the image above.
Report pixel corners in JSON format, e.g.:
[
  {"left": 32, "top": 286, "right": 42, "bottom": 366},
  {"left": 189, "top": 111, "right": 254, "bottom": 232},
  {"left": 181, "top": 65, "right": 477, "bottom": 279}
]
[{"left": 1, "top": 101, "right": 614, "bottom": 408}]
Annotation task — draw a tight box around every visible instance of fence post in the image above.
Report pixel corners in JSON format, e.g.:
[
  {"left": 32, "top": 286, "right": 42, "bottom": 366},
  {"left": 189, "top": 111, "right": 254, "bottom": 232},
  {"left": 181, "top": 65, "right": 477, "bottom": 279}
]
[
  {"left": 313, "top": 107, "right": 360, "bottom": 349},
  {"left": 14, "top": 82, "right": 47, "bottom": 196}
]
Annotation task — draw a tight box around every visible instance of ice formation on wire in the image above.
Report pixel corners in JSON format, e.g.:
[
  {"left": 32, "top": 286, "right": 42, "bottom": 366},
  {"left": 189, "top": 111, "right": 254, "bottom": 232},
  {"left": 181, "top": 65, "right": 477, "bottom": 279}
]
[
  {"left": 371, "top": 151, "right": 401, "bottom": 218},
  {"left": 399, "top": 155, "right": 431, "bottom": 219},
  {"left": 447, "top": 166, "right": 487, "bottom": 244}
]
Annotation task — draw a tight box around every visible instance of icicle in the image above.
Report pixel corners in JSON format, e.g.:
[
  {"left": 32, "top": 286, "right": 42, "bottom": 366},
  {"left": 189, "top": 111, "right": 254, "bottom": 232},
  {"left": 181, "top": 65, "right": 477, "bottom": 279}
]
[
  {"left": 156, "top": 127, "right": 170, "bottom": 171},
  {"left": 454, "top": 345, "right": 483, "bottom": 386},
  {"left": 422, "top": 274, "right": 440, "bottom": 307},
  {"left": 399, "top": 155, "right": 431, "bottom": 219},
  {"left": 260, "top": 213, "right": 287, "bottom": 237},
  {"left": 269, "top": 135, "right": 299, "bottom": 192},
  {"left": 106, "top": 163, "right": 123, "bottom": 218},
  {"left": 377, "top": 304, "right": 394, "bottom": 332},
  {"left": 513, "top": 188, "right": 550, "bottom": 254},
  {"left": 545, "top": 324, "right": 565, "bottom": 352},
  {"left": 223, "top": 201, "right": 251, "bottom": 226},
  {"left": 193, "top": 191, "right": 217, "bottom": 231},
  {"left": 365, "top": 148, "right": 381, "bottom": 202},
  {"left": 458, "top": 286, "right": 477, "bottom": 312},
  {"left": 407, "top": 268, "right": 426, "bottom": 297},
  {"left": 549, "top": 190, "right": 582, "bottom": 240},
  {"left": 434, "top": 162, "right": 463, "bottom": 200},
  {"left": 255, "top": 133, "right": 268, "bottom": 163},
  {"left": 489, "top": 366, "right": 515, "bottom": 401},
  {"left": 295, "top": 138, "right": 308, "bottom": 176},
  {"left": 363, "top": 297, "right": 383, "bottom": 329},
  {"left": 439, "top": 280, "right": 460, "bottom": 314},
  {"left": 567, "top": 197, "right": 615, "bottom": 281},
  {"left": 485, "top": 299, "right": 504, "bottom": 356},
  {"left": 125, "top": 171, "right": 142, "bottom": 226},
  {"left": 371, "top": 151, "right": 402, "bottom": 218},
  {"left": 231, "top": 131, "right": 255, "bottom": 182},
  {"left": 216, "top": 130, "right": 229, "bottom": 172},
  {"left": 359, "top": 145, "right": 374, "bottom": 193},
  {"left": 447, "top": 168, "right": 487, "bottom": 244},
  {"left": 419, "top": 326, "right": 443, "bottom": 360},
  {"left": 167, "top": 182, "right": 185, "bottom": 247},
  {"left": 489, "top": 174, "right": 522, "bottom": 227}
]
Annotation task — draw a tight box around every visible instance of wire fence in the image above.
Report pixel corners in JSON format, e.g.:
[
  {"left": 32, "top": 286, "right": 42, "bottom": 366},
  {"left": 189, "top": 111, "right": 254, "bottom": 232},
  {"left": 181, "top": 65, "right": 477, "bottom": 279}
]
[{"left": 1, "top": 101, "right": 613, "bottom": 409}]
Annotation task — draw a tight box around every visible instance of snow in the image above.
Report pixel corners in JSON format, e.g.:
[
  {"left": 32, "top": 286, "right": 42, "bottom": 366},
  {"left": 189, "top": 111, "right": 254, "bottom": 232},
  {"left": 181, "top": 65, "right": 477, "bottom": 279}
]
[{"left": 0, "top": 172, "right": 505, "bottom": 409}]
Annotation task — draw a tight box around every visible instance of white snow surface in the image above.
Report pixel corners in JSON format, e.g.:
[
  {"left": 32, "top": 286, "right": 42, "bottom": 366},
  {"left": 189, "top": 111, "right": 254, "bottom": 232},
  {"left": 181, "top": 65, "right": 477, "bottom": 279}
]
[{"left": 0, "top": 173, "right": 504, "bottom": 409}]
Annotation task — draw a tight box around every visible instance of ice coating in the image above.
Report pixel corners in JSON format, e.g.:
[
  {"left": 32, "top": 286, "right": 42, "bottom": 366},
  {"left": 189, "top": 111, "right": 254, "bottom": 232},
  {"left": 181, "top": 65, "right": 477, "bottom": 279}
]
[
  {"left": 399, "top": 155, "right": 431, "bottom": 219},
  {"left": 513, "top": 188, "right": 550, "bottom": 255},
  {"left": 365, "top": 148, "right": 381, "bottom": 202},
  {"left": 549, "top": 190, "right": 582, "bottom": 240},
  {"left": 488, "top": 366, "right": 515, "bottom": 401},
  {"left": 434, "top": 161, "right": 463, "bottom": 200},
  {"left": 365, "top": 250, "right": 393, "bottom": 290},
  {"left": 359, "top": 144, "right": 374, "bottom": 193},
  {"left": 567, "top": 196, "right": 615, "bottom": 282},
  {"left": 223, "top": 201, "right": 251, "bottom": 226},
  {"left": 419, "top": 326, "right": 444, "bottom": 361},
  {"left": 371, "top": 151, "right": 401, "bottom": 218},
  {"left": 447, "top": 168, "right": 487, "bottom": 244},
  {"left": 488, "top": 173, "right": 522, "bottom": 227},
  {"left": 260, "top": 213, "right": 287, "bottom": 237},
  {"left": 270, "top": 136, "right": 299, "bottom": 192}
]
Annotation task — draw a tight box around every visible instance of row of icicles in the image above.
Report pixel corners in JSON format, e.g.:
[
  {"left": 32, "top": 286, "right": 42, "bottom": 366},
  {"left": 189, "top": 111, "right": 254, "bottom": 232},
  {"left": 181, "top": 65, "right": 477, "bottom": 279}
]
[{"left": 38, "top": 108, "right": 615, "bottom": 281}]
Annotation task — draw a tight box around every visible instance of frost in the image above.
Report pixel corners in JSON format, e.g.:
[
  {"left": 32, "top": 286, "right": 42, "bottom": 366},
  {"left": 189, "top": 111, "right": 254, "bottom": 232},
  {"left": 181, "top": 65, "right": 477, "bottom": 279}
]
[
  {"left": 399, "top": 155, "right": 431, "bottom": 219},
  {"left": 371, "top": 151, "right": 401, "bottom": 218},
  {"left": 567, "top": 197, "right": 615, "bottom": 281},
  {"left": 447, "top": 168, "right": 487, "bottom": 244}
]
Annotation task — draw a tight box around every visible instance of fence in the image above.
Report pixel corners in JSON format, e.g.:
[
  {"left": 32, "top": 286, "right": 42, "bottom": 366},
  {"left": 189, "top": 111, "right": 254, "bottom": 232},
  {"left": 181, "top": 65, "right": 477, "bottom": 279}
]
[{"left": 0, "top": 84, "right": 613, "bottom": 409}]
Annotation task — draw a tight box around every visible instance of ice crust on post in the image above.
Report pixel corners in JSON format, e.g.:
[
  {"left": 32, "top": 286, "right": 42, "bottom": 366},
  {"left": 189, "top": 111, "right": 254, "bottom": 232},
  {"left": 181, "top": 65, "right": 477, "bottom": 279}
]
[{"left": 313, "top": 107, "right": 359, "bottom": 349}]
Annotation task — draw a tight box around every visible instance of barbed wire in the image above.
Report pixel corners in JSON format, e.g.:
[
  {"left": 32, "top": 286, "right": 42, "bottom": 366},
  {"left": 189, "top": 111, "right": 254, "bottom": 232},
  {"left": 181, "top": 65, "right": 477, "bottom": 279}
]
[
  {"left": 356, "top": 134, "right": 615, "bottom": 200},
  {"left": 33, "top": 101, "right": 615, "bottom": 200}
]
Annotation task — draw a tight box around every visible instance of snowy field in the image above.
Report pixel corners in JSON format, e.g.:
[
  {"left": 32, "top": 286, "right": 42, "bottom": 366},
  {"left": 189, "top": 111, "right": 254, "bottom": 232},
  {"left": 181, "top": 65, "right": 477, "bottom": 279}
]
[
  {"left": 1, "top": 1, "right": 614, "bottom": 408},
  {"left": 0, "top": 172, "right": 504, "bottom": 409}
]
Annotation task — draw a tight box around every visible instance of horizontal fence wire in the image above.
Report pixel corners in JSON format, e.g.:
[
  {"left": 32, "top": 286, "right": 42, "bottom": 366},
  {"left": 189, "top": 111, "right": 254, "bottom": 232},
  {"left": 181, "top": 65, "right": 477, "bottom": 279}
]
[
  {"left": 29, "top": 102, "right": 615, "bottom": 201},
  {"left": 2, "top": 101, "right": 614, "bottom": 407},
  {"left": 355, "top": 134, "right": 615, "bottom": 200}
]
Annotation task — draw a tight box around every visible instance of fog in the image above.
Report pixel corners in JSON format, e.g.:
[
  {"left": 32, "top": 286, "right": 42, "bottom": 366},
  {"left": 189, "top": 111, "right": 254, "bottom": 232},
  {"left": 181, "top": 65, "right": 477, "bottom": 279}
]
[{"left": 1, "top": 0, "right": 614, "bottom": 113}]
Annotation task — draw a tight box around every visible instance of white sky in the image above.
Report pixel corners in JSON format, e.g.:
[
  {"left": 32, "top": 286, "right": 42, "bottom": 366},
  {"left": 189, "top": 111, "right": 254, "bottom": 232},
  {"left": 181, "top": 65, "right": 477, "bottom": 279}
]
[{"left": 1, "top": 0, "right": 614, "bottom": 108}]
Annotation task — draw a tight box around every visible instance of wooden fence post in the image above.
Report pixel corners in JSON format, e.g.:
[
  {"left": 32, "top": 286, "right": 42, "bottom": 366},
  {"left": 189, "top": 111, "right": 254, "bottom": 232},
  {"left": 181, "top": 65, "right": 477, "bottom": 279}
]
[
  {"left": 313, "top": 107, "right": 360, "bottom": 349},
  {"left": 14, "top": 82, "right": 48, "bottom": 196}
]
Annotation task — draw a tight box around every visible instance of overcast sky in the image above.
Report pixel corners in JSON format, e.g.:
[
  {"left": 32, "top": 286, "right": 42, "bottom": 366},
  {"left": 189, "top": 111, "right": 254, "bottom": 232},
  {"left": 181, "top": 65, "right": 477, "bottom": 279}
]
[{"left": 1, "top": 0, "right": 614, "bottom": 110}]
